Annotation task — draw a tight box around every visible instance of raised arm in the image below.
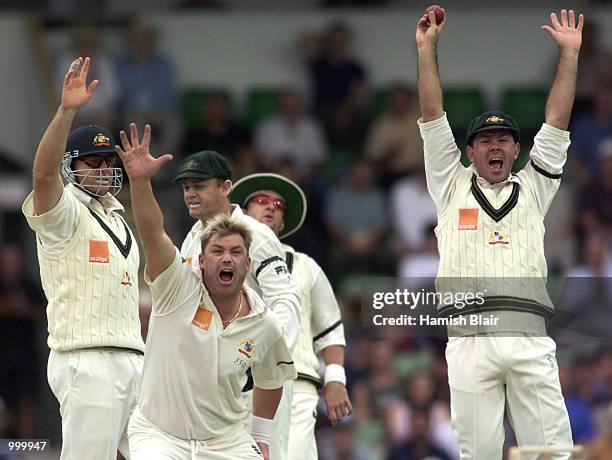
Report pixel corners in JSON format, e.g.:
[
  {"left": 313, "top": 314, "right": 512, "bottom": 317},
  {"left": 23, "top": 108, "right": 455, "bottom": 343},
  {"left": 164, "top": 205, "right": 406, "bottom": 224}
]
[
  {"left": 416, "top": 9, "right": 445, "bottom": 122},
  {"left": 115, "top": 124, "right": 174, "bottom": 281},
  {"left": 32, "top": 57, "right": 98, "bottom": 215},
  {"left": 542, "top": 9, "right": 583, "bottom": 130}
]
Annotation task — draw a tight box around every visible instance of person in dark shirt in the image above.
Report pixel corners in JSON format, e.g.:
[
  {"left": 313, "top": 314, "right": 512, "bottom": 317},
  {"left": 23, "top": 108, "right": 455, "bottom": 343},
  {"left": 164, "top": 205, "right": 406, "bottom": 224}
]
[{"left": 387, "top": 408, "right": 452, "bottom": 460}]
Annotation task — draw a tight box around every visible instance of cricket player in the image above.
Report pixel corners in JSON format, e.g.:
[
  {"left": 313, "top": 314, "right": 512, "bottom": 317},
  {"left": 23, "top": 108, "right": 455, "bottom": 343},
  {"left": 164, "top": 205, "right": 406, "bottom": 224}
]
[
  {"left": 175, "top": 151, "right": 300, "bottom": 460},
  {"left": 416, "top": 8, "right": 583, "bottom": 459},
  {"left": 232, "top": 173, "right": 353, "bottom": 459},
  {"left": 22, "top": 57, "right": 144, "bottom": 459},
  {"left": 115, "top": 123, "right": 296, "bottom": 460}
]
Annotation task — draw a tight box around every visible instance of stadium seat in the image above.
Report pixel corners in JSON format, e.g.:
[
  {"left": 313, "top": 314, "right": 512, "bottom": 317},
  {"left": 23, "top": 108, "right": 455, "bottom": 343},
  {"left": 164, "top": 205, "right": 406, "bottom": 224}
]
[
  {"left": 501, "top": 86, "right": 548, "bottom": 136},
  {"left": 182, "top": 87, "right": 233, "bottom": 131},
  {"left": 245, "top": 87, "right": 282, "bottom": 129},
  {"left": 443, "top": 86, "right": 487, "bottom": 136}
]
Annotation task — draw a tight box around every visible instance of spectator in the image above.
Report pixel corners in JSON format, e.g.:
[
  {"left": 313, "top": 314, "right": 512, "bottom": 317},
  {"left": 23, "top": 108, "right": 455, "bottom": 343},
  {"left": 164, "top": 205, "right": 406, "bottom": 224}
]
[
  {"left": 116, "top": 20, "right": 181, "bottom": 160},
  {"left": 397, "top": 225, "right": 439, "bottom": 288},
  {"left": 387, "top": 408, "right": 452, "bottom": 460},
  {"left": 569, "top": 73, "right": 612, "bottom": 183},
  {"left": 317, "top": 419, "right": 373, "bottom": 460},
  {"left": 324, "top": 158, "right": 389, "bottom": 280},
  {"left": 587, "top": 404, "right": 612, "bottom": 460},
  {"left": 183, "top": 93, "right": 249, "bottom": 162},
  {"left": 577, "top": 139, "right": 612, "bottom": 239},
  {"left": 559, "top": 361, "right": 597, "bottom": 444},
  {"left": 0, "top": 243, "right": 44, "bottom": 439},
  {"left": 365, "top": 84, "right": 424, "bottom": 186},
  {"left": 254, "top": 87, "right": 327, "bottom": 178},
  {"left": 389, "top": 170, "right": 437, "bottom": 256},
  {"left": 299, "top": 21, "right": 370, "bottom": 152},
  {"left": 55, "top": 23, "right": 119, "bottom": 128}
]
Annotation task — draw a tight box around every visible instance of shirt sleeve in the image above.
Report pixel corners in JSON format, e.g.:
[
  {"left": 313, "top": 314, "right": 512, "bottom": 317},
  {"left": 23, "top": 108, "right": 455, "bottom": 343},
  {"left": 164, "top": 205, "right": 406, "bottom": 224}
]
[
  {"left": 252, "top": 330, "right": 297, "bottom": 390},
  {"left": 418, "top": 114, "right": 468, "bottom": 216},
  {"left": 308, "top": 256, "right": 346, "bottom": 353},
  {"left": 249, "top": 229, "right": 301, "bottom": 353},
  {"left": 146, "top": 247, "right": 201, "bottom": 316},
  {"left": 516, "top": 123, "right": 569, "bottom": 216},
  {"left": 21, "top": 187, "right": 81, "bottom": 252}
]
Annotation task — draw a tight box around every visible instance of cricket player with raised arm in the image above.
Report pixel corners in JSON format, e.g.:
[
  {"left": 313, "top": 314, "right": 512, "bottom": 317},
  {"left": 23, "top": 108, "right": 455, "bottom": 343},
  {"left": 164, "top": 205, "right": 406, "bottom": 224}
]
[
  {"left": 231, "top": 173, "right": 353, "bottom": 459},
  {"left": 416, "top": 7, "right": 583, "bottom": 459},
  {"left": 115, "top": 123, "right": 296, "bottom": 460},
  {"left": 174, "top": 151, "right": 301, "bottom": 460},
  {"left": 22, "top": 57, "right": 144, "bottom": 460}
]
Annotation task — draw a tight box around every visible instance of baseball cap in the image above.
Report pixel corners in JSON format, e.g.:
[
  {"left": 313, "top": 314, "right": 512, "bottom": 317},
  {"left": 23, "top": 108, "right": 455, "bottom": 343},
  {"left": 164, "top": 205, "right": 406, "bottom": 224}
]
[
  {"left": 465, "top": 111, "right": 520, "bottom": 146},
  {"left": 230, "top": 173, "right": 307, "bottom": 239},
  {"left": 173, "top": 150, "right": 232, "bottom": 183},
  {"left": 66, "top": 124, "right": 116, "bottom": 158}
]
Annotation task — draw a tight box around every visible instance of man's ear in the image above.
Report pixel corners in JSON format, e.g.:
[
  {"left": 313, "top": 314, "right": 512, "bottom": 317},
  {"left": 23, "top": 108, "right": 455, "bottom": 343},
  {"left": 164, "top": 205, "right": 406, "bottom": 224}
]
[
  {"left": 466, "top": 145, "right": 475, "bottom": 163},
  {"left": 514, "top": 142, "right": 521, "bottom": 160},
  {"left": 221, "top": 180, "right": 232, "bottom": 197}
]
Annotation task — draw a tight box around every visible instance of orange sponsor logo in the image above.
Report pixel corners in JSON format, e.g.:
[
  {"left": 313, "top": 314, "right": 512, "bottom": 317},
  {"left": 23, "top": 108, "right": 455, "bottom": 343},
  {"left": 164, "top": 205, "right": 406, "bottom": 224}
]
[
  {"left": 192, "top": 307, "right": 213, "bottom": 331},
  {"left": 458, "top": 208, "right": 479, "bottom": 230},
  {"left": 89, "top": 240, "right": 109, "bottom": 263}
]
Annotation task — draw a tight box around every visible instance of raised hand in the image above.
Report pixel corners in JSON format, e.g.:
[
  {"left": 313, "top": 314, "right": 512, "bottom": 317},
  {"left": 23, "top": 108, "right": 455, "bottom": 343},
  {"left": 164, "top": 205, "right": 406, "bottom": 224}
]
[
  {"left": 115, "top": 123, "right": 173, "bottom": 181},
  {"left": 542, "top": 9, "right": 584, "bottom": 54},
  {"left": 416, "top": 8, "right": 445, "bottom": 49},
  {"left": 61, "top": 57, "right": 99, "bottom": 110}
]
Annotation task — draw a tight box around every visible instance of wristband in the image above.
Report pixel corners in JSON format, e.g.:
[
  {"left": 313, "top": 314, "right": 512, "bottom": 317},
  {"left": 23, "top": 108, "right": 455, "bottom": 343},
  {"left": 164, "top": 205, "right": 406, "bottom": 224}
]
[
  {"left": 250, "top": 415, "right": 273, "bottom": 445},
  {"left": 324, "top": 363, "right": 346, "bottom": 386}
]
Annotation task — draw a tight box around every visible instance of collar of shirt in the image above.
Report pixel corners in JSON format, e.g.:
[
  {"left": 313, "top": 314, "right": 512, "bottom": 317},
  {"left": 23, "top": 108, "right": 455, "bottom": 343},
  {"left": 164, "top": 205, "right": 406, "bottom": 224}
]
[
  {"left": 67, "top": 183, "right": 124, "bottom": 214},
  {"left": 468, "top": 164, "right": 520, "bottom": 190},
  {"left": 201, "top": 284, "right": 268, "bottom": 320}
]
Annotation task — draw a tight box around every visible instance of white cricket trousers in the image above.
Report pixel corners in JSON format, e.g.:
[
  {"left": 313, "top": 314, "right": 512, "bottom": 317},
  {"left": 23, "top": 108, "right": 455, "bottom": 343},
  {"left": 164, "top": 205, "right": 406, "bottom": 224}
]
[
  {"left": 128, "top": 408, "right": 264, "bottom": 459},
  {"left": 243, "top": 380, "right": 294, "bottom": 460},
  {"left": 287, "top": 381, "right": 318, "bottom": 460},
  {"left": 446, "top": 334, "right": 573, "bottom": 460},
  {"left": 47, "top": 348, "right": 143, "bottom": 460}
]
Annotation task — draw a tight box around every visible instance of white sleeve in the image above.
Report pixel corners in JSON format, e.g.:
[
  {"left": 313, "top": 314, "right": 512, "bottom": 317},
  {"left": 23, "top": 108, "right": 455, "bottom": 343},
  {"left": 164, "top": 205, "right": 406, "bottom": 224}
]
[
  {"left": 516, "top": 123, "right": 569, "bottom": 216},
  {"left": 418, "top": 114, "right": 468, "bottom": 215},
  {"left": 21, "top": 187, "right": 80, "bottom": 252},
  {"left": 146, "top": 247, "right": 202, "bottom": 316},
  {"left": 249, "top": 232, "right": 301, "bottom": 353},
  {"left": 252, "top": 332, "right": 297, "bottom": 390},
  {"left": 308, "top": 257, "right": 345, "bottom": 353}
]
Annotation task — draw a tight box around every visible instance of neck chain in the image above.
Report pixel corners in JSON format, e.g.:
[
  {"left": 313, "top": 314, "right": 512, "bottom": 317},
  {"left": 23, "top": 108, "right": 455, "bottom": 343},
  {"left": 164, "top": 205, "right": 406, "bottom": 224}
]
[{"left": 222, "top": 292, "right": 243, "bottom": 327}]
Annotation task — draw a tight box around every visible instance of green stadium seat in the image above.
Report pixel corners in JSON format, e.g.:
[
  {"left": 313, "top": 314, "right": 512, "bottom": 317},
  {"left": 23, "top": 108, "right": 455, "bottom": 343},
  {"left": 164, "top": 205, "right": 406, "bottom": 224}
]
[
  {"left": 501, "top": 86, "right": 548, "bottom": 135},
  {"left": 245, "top": 87, "right": 282, "bottom": 129},
  {"left": 182, "top": 87, "right": 233, "bottom": 131},
  {"left": 443, "top": 86, "right": 487, "bottom": 135}
]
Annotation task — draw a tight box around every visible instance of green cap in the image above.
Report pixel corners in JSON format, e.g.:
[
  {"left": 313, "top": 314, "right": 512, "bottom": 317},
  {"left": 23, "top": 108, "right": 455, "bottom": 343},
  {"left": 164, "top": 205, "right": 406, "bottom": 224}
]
[
  {"left": 466, "top": 111, "right": 520, "bottom": 146},
  {"left": 173, "top": 150, "right": 232, "bottom": 183},
  {"left": 231, "top": 173, "right": 307, "bottom": 239}
]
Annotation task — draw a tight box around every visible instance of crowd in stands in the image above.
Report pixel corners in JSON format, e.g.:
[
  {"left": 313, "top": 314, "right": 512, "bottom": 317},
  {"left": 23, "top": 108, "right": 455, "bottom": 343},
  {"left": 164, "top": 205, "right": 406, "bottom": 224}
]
[{"left": 1, "top": 15, "right": 612, "bottom": 460}]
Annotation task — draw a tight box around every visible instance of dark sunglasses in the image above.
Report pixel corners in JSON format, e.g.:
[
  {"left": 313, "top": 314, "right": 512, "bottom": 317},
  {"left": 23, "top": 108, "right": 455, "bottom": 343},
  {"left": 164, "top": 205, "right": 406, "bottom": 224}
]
[
  {"left": 81, "top": 155, "right": 117, "bottom": 168},
  {"left": 247, "top": 194, "right": 287, "bottom": 210}
]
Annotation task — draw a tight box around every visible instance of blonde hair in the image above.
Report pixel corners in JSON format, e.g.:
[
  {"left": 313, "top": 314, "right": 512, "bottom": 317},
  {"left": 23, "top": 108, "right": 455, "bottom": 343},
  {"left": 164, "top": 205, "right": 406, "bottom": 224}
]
[{"left": 200, "top": 214, "right": 252, "bottom": 252}]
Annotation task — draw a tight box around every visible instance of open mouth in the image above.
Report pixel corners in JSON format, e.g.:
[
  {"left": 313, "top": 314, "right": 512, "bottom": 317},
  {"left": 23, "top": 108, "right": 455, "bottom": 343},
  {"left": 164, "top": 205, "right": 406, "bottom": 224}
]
[
  {"left": 488, "top": 156, "right": 504, "bottom": 172},
  {"left": 219, "top": 268, "right": 234, "bottom": 284},
  {"left": 188, "top": 203, "right": 201, "bottom": 209}
]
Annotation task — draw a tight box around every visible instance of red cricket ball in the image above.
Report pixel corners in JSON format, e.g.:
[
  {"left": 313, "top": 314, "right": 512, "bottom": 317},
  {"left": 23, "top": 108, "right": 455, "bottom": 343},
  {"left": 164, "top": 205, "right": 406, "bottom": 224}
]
[{"left": 425, "top": 5, "right": 445, "bottom": 25}]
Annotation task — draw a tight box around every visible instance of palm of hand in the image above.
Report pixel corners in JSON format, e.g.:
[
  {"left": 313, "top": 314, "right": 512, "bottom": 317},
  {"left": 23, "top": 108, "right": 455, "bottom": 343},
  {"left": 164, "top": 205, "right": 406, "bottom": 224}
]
[
  {"left": 543, "top": 10, "right": 583, "bottom": 52},
  {"left": 62, "top": 77, "right": 90, "bottom": 109},
  {"left": 123, "top": 145, "right": 159, "bottom": 180}
]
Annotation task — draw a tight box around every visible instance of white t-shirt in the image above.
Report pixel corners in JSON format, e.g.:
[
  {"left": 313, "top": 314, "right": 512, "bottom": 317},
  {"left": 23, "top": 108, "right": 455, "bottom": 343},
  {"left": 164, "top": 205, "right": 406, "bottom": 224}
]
[{"left": 139, "top": 249, "right": 296, "bottom": 440}]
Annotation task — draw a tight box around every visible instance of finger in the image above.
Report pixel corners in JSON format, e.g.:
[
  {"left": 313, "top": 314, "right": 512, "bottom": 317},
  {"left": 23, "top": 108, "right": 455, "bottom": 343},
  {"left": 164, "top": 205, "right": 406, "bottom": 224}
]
[
  {"left": 560, "top": 9, "right": 567, "bottom": 27},
  {"left": 79, "top": 57, "right": 91, "bottom": 80},
  {"left": 86, "top": 79, "right": 99, "bottom": 95},
  {"left": 129, "top": 123, "right": 139, "bottom": 148},
  {"left": 577, "top": 13, "right": 584, "bottom": 31},
  {"left": 115, "top": 145, "right": 127, "bottom": 161},
  {"left": 569, "top": 10, "right": 575, "bottom": 28},
  {"left": 142, "top": 124, "right": 152, "bottom": 149},
  {"left": 154, "top": 154, "right": 174, "bottom": 168},
  {"left": 119, "top": 130, "right": 132, "bottom": 152},
  {"left": 550, "top": 12, "right": 561, "bottom": 29},
  {"left": 429, "top": 10, "right": 437, "bottom": 26},
  {"left": 63, "top": 69, "right": 75, "bottom": 86},
  {"left": 541, "top": 25, "right": 555, "bottom": 37}
]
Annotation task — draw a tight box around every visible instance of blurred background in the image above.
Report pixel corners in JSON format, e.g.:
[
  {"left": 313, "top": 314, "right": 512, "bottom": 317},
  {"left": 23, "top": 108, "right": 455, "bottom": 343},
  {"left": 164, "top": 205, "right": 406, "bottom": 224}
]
[{"left": 0, "top": 0, "right": 611, "bottom": 459}]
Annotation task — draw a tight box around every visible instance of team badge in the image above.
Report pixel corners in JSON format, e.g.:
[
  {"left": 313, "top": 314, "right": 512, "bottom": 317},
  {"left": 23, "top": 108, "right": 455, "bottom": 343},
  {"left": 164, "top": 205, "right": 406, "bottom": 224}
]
[
  {"left": 485, "top": 115, "right": 504, "bottom": 125},
  {"left": 488, "top": 229, "right": 510, "bottom": 245},
  {"left": 120, "top": 271, "right": 133, "bottom": 286},
  {"left": 238, "top": 339, "right": 256, "bottom": 358},
  {"left": 93, "top": 133, "right": 111, "bottom": 147}
]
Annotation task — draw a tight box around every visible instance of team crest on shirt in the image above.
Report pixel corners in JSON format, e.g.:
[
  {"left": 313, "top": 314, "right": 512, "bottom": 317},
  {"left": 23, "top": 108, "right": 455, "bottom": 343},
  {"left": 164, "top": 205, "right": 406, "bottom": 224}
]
[
  {"left": 238, "top": 339, "right": 256, "bottom": 358},
  {"left": 488, "top": 229, "right": 510, "bottom": 246},
  {"left": 120, "top": 271, "right": 133, "bottom": 286}
]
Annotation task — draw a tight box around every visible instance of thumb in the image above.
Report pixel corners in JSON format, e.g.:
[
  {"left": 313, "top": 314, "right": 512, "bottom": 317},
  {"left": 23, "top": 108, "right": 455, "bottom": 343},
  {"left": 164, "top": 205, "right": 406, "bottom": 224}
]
[{"left": 155, "top": 154, "right": 174, "bottom": 167}]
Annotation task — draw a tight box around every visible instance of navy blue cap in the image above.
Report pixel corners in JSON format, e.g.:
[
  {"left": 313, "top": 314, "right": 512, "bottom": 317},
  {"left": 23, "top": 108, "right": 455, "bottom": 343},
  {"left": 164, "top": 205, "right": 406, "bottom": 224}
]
[{"left": 65, "top": 125, "right": 116, "bottom": 159}]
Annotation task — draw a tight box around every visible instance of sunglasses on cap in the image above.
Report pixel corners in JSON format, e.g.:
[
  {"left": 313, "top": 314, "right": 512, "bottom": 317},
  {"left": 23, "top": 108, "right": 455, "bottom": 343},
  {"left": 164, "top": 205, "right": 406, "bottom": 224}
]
[
  {"left": 81, "top": 155, "right": 117, "bottom": 169},
  {"left": 247, "top": 193, "right": 287, "bottom": 210}
]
